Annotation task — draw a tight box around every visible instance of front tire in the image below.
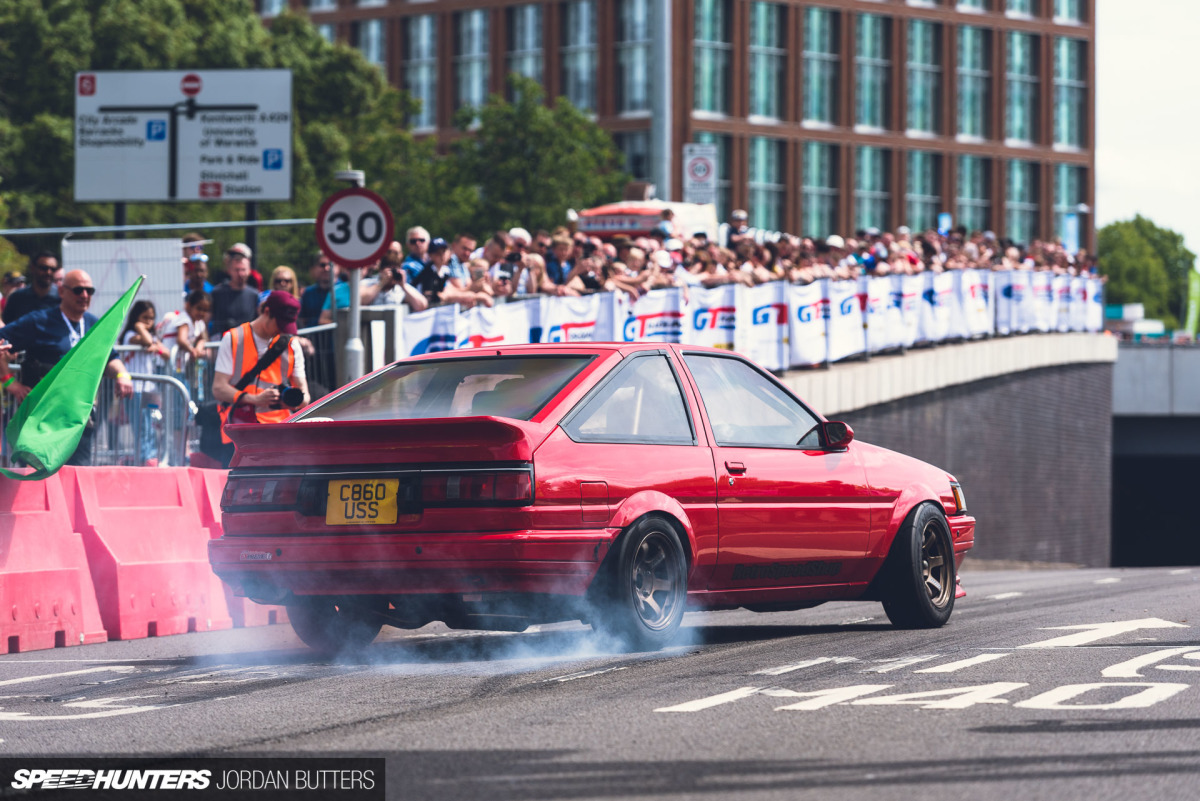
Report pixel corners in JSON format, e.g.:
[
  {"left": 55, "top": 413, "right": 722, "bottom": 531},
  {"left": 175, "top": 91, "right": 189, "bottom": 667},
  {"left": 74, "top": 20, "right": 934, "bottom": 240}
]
[
  {"left": 881, "top": 504, "right": 955, "bottom": 629},
  {"left": 287, "top": 596, "right": 387, "bottom": 653},
  {"left": 591, "top": 515, "right": 688, "bottom": 651}
]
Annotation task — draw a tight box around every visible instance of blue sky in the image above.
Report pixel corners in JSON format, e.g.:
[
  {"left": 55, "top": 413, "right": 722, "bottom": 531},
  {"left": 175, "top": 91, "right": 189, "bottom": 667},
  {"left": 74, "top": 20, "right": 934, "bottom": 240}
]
[{"left": 1096, "top": 1, "right": 1200, "bottom": 255}]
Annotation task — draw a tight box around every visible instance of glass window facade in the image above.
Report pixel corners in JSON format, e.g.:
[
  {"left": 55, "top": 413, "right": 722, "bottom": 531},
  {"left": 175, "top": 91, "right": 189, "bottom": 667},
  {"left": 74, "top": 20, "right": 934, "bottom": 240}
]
[
  {"left": 856, "top": 14, "right": 891, "bottom": 129},
  {"left": 748, "top": 137, "right": 785, "bottom": 231},
  {"left": 694, "top": 132, "right": 732, "bottom": 223},
  {"left": 1053, "top": 164, "right": 1086, "bottom": 244},
  {"left": 617, "top": 0, "right": 652, "bottom": 113},
  {"left": 562, "top": 0, "right": 597, "bottom": 113},
  {"left": 1007, "top": 0, "right": 1035, "bottom": 15},
  {"left": 855, "top": 146, "right": 890, "bottom": 231},
  {"left": 1054, "top": 37, "right": 1086, "bottom": 148},
  {"left": 1054, "top": 0, "right": 1083, "bottom": 22},
  {"left": 906, "top": 151, "right": 942, "bottom": 233},
  {"left": 261, "top": 0, "right": 285, "bottom": 16},
  {"left": 957, "top": 0, "right": 987, "bottom": 9},
  {"left": 802, "top": 142, "right": 838, "bottom": 239},
  {"left": 316, "top": 23, "right": 335, "bottom": 43},
  {"left": 1006, "top": 32, "right": 1039, "bottom": 143},
  {"left": 907, "top": 20, "right": 942, "bottom": 134},
  {"left": 309, "top": 0, "right": 337, "bottom": 10},
  {"left": 406, "top": 16, "right": 437, "bottom": 130},
  {"left": 508, "top": 5, "right": 544, "bottom": 86},
  {"left": 957, "top": 155, "right": 991, "bottom": 234},
  {"left": 803, "top": 7, "right": 839, "bottom": 124},
  {"left": 1006, "top": 159, "right": 1039, "bottom": 245},
  {"left": 455, "top": 10, "right": 489, "bottom": 112},
  {"left": 614, "top": 131, "right": 651, "bottom": 181},
  {"left": 694, "top": 0, "right": 731, "bottom": 114},
  {"left": 357, "top": 19, "right": 385, "bottom": 69},
  {"left": 749, "top": 3, "right": 786, "bottom": 120},
  {"left": 957, "top": 26, "right": 990, "bottom": 139}
]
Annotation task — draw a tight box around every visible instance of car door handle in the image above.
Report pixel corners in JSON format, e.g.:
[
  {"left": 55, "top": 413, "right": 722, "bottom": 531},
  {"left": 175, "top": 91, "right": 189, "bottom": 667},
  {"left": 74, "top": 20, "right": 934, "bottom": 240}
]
[{"left": 725, "top": 461, "right": 747, "bottom": 475}]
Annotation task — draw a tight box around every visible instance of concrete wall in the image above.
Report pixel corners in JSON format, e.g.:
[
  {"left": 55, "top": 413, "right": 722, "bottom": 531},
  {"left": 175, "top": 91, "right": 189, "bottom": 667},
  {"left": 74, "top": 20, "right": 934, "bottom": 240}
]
[
  {"left": 1113, "top": 345, "right": 1200, "bottom": 416},
  {"left": 835, "top": 363, "right": 1114, "bottom": 567}
]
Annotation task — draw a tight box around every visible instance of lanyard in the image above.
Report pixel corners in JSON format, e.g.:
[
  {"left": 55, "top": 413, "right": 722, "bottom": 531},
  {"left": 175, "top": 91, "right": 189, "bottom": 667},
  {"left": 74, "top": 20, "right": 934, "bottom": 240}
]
[{"left": 62, "top": 312, "right": 85, "bottom": 348}]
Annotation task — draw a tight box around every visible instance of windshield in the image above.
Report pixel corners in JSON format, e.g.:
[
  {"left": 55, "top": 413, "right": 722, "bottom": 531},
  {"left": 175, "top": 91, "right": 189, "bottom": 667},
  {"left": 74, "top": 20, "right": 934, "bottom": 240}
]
[{"left": 296, "top": 356, "right": 594, "bottom": 422}]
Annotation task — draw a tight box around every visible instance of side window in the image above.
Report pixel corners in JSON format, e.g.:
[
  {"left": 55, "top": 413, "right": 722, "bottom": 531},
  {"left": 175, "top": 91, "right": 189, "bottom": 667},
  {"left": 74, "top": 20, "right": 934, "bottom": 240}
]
[
  {"left": 683, "top": 354, "right": 821, "bottom": 448},
  {"left": 564, "top": 355, "right": 695, "bottom": 444}
]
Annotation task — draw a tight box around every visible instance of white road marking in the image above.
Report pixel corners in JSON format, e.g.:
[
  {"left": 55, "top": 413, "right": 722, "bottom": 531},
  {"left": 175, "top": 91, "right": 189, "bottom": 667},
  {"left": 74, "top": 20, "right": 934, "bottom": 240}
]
[
  {"left": 1169, "top": 569, "right": 1191, "bottom": 575},
  {"left": 916, "top": 653, "right": 1011, "bottom": 673},
  {"left": 754, "top": 657, "right": 859, "bottom": 676},
  {"left": 544, "top": 666, "right": 628, "bottom": 683},
  {"left": 1019, "top": 618, "right": 1188, "bottom": 649},
  {"left": 656, "top": 687, "right": 764, "bottom": 713},
  {"left": 1102, "top": 648, "right": 1199, "bottom": 678},
  {"left": 1094, "top": 578, "right": 1121, "bottom": 585},
  {"left": 0, "top": 667, "right": 139, "bottom": 687},
  {"left": 0, "top": 696, "right": 172, "bottom": 721},
  {"left": 861, "top": 655, "right": 940, "bottom": 673},
  {"left": 767, "top": 685, "right": 893, "bottom": 710},
  {"left": 1157, "top": 651, "right": 1200, "bottom": 672},
  {"left": 1015, "top": 682, "right": 1189, "bottom": 711},
  {"left": 853, "top": 682, "right": 1029, "bottom": 710},
  {"left": 987, "top": 592, "right": 1024, "bottom": 600},
  {"left": 838, "top": 617, "right": 875, "bottom": 626}
]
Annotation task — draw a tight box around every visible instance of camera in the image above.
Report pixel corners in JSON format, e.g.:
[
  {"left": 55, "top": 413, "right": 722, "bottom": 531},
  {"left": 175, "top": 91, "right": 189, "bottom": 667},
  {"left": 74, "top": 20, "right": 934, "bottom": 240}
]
[
  {"left": 271, "top": 384, "right": 305, "bottom": 409},
  {"left": 504, "top": 251, "right": 522, "bottom": 263},
  {"left": 581, "top": 242, "right": 597, "bottom": 258}
]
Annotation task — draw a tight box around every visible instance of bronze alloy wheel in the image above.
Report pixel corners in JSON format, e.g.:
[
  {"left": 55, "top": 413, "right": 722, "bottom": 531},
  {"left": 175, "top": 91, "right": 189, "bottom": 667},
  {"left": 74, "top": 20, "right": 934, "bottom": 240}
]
[
  {"left": 628, "top": 529, "right": 684, "bottom": 631},
  {"left": 921, "top": 518, "right": 952, "bottom": 609}
]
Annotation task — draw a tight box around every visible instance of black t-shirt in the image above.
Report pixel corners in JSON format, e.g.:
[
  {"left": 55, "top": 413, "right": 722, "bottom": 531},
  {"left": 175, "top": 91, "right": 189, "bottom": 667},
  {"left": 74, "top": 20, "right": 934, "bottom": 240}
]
[
  {"left": 210, "top": 284, "right": 260, "bottom": 337},
  {"left": 414, "top": 264, "right": 448, "bottom": 300},
  {"left": 2, "top": 286, "right": 60, "bottom": 324}
]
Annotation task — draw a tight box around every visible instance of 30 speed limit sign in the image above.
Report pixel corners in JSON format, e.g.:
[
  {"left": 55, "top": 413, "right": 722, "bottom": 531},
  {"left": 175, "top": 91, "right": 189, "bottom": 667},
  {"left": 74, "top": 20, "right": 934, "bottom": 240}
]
[{"left": 315, "top": 187, "right": 395, "bottom": 269}]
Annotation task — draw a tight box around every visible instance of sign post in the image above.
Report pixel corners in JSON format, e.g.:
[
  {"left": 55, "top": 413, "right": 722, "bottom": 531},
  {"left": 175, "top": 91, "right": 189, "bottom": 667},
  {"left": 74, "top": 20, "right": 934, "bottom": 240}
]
[
  {"left": 315, "top": 181, "right": 393, "bottom": 383},
  {"left": 682, "top": 143, "right": 719, "bottom": 206}
]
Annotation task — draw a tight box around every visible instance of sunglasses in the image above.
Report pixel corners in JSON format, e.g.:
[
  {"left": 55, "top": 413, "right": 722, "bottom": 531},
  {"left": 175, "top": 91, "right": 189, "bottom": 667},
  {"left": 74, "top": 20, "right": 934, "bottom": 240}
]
[
  {"left": 409, "top": 238, "right": 427, "bottom": 244},
  {"left": 273, "top": 278, "right": 294, "bottom": 285},
  {"left": 70, "top": 286, "right": 96, "bottom": 296},
  {"left": 317, "top": 261, "right": 332, "bottom": 268},
  {"left": 35, "top": 263, "right": 58, "bottom": 272}
]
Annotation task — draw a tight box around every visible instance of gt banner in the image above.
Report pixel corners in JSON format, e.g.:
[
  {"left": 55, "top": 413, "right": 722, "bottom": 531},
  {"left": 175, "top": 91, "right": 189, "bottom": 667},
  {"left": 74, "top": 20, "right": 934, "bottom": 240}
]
[
  {"left": 862, "top": 275, "right": 894, "bottom": 353},
  {"left": 403, "top": 303, "right": 462, "bottom": 355},
  {"left": 994, "top": 271, "right": 1012, "bottom": 336},
  {"left": 1011, "top": 269, "right": 1034, "bottom": 333},
  {"left": 895, "top": 274, "right": 922, "bottom": 349},
  {"left": 919, "top": 271, "right": 954, "bottom": 343},
  {"left": 1032, "top": 271, "right": 1054, "bottom": 333},
  {"left": 826, "top": 277, "right": 865, "bottom": 363},
  {"left": 685, "top": 285, "right": 738, "bottom": 349},
  {"left": 1069, "top": 277, "right": 1088, "bottom": 332},
  {"left": 458, "top": 300, "right": 529, "bottom": 348},
  {"left": 735, "top": 282, "right": 789, "bottom": 370},
  {"left": 1087, "top": 278, "right": 1105, "bottom": 333},
  {"left": 788, "top": 281, "right": 827, "bottom": 366},
  {"left": 540, "top": 292, "right": 617, "bottom": 343},
  {"left": 622, "top": 287, "right": 685, "bottom": 342},
  {"left": 959, "top": 269, "right": 992, "bottom": 338},
  {"left": 1053, "top": 275, "right": 1072, "bottom": 333}
]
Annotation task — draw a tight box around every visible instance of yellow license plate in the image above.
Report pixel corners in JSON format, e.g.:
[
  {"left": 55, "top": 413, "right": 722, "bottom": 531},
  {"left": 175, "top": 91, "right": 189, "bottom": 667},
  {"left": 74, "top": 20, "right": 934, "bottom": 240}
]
[{"left": 326, "top": 479, "right": 400, "bottom": 525}]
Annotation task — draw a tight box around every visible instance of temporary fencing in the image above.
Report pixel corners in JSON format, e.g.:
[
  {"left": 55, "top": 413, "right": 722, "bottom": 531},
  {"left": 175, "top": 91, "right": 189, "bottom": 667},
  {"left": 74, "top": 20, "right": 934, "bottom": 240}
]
[{"left": 386, "top": 270, "right": 1105, "bottom": 370}]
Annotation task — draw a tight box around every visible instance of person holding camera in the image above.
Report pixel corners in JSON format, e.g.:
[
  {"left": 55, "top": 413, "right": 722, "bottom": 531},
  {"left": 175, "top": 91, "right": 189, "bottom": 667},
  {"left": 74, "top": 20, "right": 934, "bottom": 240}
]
[{"left": 210, "top": 291, "right": 309, "bottom": 466}]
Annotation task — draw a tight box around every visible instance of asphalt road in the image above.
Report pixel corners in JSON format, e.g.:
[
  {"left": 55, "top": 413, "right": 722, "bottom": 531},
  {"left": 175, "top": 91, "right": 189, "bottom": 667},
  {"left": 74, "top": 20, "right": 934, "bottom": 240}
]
[{"left": 2, "top": 566, "right": 1199, "bottom": 801}]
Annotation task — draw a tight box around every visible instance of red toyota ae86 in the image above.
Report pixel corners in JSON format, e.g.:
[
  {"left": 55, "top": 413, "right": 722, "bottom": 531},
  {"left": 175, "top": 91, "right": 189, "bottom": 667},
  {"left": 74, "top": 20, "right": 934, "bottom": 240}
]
[{"left": 209, "top": 344, "right": 974, "bottom": 652}]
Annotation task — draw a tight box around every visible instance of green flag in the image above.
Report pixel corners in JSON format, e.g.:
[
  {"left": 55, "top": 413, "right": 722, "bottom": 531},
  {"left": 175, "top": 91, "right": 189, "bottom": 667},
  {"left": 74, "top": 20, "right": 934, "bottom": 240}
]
[
  {"left": 1187, "top": 266, "right": 1200, "bottom": 339},
  {"left": 1, "top": 276, "right": 144, "bottom": 481}
]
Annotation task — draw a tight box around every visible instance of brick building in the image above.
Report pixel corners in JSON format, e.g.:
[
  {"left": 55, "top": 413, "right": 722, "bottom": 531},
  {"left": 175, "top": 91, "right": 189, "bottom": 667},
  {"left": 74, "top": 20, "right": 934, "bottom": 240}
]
[{"left": 262, "top": 0, "right": 1095, "bottom": 247}]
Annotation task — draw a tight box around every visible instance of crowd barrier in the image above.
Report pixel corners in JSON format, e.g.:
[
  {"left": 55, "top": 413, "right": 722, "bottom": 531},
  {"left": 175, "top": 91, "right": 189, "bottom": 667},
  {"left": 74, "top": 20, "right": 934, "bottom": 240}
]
[
  {"left": 0, "top": 467, "right": 287, "bottom": 654},
  {"left": 393, "top": 270, "right": 1105, "bottom": 371}
]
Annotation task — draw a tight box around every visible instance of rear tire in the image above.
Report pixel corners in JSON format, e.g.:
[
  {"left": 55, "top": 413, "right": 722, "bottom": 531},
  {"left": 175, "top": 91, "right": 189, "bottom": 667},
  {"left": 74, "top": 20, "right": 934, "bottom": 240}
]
[
  {"left": 881, "top": 504, "right": 956, "bottom": 629},
  {"left": 591, "top": 515, "right": 688, "bottom": 651},
  {"left": 287, "top": 596, "right": 387, "bottom": 653}
]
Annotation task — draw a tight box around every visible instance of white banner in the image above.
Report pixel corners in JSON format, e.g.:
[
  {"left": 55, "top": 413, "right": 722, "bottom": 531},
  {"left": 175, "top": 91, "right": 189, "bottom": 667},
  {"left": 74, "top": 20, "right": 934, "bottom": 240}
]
[
  {"left": 1053, "top": 275, "right": 1072, "bottom": 333},
  {"left": 63, "top": 238, "right": 181, "bottom": 325},
  {"left": 458, "top": 301, "right": 531, "bottom": 349},
  {"left": 1011, "top": 269, "right": 1034, "bottom": 333},
  {"left": 1086, "top": 278, "right": 1104, "bottom": 332},
  {"left": 1031, "top": 271, "right": 1054, "bottom": 333},
  {"left": 788, "top": 281, "right": 828, "bottom": 366},
  {"left": 863, "top": 276, "right": 894, "bottom": 352},
  {"left": 826, "top": 277, "right": 865, "bottom": 363},
  {"left": 735, "top": 282, "right": 789, "bottom": 371},
  {"left": 948, "top": 271, "right": 971, "bottom": 340},
  {"left": 684, "top": 285, "right": 737, "bottom": 349},
  {"left": 403, "top": 304, "right": 462, "bottom": 356},
  {"left": 1069, "top": 276, "right": 1088, "bottom": 332},
  {"left": 542, "top": 293, "right": 616, "bottom": 343},
  {"left": 622, "top": 287, "right": 685, "bottom": 342},
  {"left": 960, "top": 269, "right": 992, "bottom": 337},
  {"left": 919, "top": 272, "right": 954, "bottom": 343},
  {"left": 993, "top": 272, "right": 1012, "bottom": 335},
  {"left": 895, "top": 274, "right": 922, "bottom": 348}
]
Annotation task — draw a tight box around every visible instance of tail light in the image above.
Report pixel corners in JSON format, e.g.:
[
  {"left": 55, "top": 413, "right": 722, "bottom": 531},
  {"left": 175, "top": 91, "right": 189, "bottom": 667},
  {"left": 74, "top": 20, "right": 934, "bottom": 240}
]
[
  {"left": 421, "top": 470, "right": 533, "bottom": 506},
  {"left": 222, "top": 476, "right": 303, "bottom": 511}
]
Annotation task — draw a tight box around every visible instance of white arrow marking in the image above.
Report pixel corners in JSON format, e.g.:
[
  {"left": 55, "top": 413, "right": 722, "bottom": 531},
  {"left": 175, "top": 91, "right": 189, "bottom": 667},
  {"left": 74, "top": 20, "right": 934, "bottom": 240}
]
[
  {"left": 1019, "top": 618, "right": 1188, "bottom": 649},
  {"left": 754, "top": 657, "right": 859, "bottom": 676},
  {"left": 1102, "top": 648, "right": 1199, "bottom": 678},
  {"left": 656, "top": 687, "right": 763, "bottom": 712},
  {"left": 916, "top": 653, "right": 1011, "bottom": 673},
  {"left": 0, "top": 666, "right": 139, "bottom": 687}
]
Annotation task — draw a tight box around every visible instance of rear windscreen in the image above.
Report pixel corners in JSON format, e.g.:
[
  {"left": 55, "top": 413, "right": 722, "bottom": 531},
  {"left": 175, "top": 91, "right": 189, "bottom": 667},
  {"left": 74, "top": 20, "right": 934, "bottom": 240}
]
[{"left": 296, "top": 356, "right": 594, "bottom": 422}]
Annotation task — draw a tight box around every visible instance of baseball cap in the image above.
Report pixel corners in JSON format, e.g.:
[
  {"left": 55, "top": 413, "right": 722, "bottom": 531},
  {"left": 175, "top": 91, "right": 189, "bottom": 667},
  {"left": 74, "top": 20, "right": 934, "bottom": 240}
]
[
  {"left": 227, "top": 242, "right": 253, "bottom": 259},
  {"left": 650, "top": 250, "right": 674, "bottom": 269},
  {"left": 265, "top": 290, "right": 300, "bottom": 334},
  {"left": 428, "top": 237, "right": 448, "bottom": 252},
  {"left": 664, "top": 238, "right": 684, "bottom": 252},
  {"left": 825, "top": 235, "right": 845, "bottom": 250},
  {"left": 611, "top": 235, "right": 633, "bottom": 249},
  {"left": 731, "top": 209, "right": 749, "bottom": 221},
  {"left": 4, "top": 271, "right": 26, "bottom": 287},
  {"left": 507, "top": 227, "right": 532, "bottom": 246}
]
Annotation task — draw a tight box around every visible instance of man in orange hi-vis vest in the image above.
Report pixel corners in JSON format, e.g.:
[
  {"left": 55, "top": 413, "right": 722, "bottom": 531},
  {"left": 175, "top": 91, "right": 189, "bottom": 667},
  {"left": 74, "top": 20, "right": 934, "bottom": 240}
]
[{"left": 210, "top": 290, "right": 310, "bottom": 466}]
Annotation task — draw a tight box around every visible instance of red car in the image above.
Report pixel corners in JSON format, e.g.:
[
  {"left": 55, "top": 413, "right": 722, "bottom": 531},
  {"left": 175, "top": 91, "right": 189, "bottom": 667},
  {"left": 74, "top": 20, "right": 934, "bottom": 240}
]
[{"left": 209, "top": 344, "right": 974, "bottom": 652}]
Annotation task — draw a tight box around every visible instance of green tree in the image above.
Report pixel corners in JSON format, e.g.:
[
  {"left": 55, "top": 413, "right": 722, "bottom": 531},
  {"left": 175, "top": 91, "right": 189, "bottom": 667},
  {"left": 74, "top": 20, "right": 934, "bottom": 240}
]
[
  {"left": 1097, "top": 219, "right": 1178, "bottom": 328},
  {"left": 450, "top": 75, "right": 628, "bottom": 236},
  {"left": 1127, "top": 215, "right": 1196, "bottom": 326}
]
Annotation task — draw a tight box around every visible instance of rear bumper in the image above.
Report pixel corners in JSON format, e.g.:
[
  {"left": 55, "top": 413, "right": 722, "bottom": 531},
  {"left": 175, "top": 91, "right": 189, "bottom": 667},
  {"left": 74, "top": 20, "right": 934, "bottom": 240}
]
[
  {"left": 948, "top": 513, "right": 976, "bottom": 567},
  {"left": 207, "top": 530, "right": 616, "bottom": 598}
]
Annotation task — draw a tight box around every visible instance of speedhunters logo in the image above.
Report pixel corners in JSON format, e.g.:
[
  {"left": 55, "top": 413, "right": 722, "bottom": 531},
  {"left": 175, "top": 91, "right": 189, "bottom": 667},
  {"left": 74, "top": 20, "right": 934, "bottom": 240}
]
[{"left": 2, "top": 758, "right": 384, "bottom": 798}]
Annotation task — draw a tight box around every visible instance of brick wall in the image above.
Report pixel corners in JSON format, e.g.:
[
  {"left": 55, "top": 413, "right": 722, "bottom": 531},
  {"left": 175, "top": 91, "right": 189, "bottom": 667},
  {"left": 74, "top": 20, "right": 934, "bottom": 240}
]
[{"left": 839, "top": 362, "right": 1113, "bottom": 567}]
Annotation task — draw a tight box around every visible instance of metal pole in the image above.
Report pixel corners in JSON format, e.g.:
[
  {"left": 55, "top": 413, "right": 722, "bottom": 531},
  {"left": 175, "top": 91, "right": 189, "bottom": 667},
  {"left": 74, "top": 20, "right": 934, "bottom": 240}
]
[
  {"left": 114, "top": 203, "right": 126, "bottom": 240},
  {"left": 651, "top": 0, "right": 673, "bottom": 201},
  {"left": 245, "top": 201, "right": 258, "bottom": 273},
  {"left": 336, "top": 169, "right": 367, "bottom": 383}
]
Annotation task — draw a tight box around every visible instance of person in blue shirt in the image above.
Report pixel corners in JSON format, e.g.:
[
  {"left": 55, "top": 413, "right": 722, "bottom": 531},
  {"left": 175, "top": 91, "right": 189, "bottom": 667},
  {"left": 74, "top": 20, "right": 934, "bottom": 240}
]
[
  {"left": 0, "top": 270, "right": 134, "bottom": 465},
  {"left": 401, "top": 226, "right": 430, "bottom": 282},
  {"left": 300, "top": 252, "right": 340, "bottom": 328},
  {"left": 2, "top": 251, "right": 62, "bottom": 324},
  {"left": 183, "top": 252, "right": 214, "bottom": 296}
]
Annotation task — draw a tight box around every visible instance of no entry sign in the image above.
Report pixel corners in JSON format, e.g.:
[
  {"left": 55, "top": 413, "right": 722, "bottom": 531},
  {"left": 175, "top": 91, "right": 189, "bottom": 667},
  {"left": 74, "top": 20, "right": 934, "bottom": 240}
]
[{"left": 315, "top": 187, "right": 395, "bottom": 270}]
